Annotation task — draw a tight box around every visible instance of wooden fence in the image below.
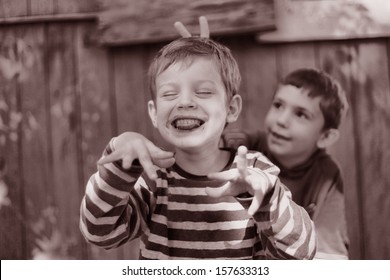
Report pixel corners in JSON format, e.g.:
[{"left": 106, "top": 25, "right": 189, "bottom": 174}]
[{"left": 0, "top": 19, "right": 389, "bottom": 259}]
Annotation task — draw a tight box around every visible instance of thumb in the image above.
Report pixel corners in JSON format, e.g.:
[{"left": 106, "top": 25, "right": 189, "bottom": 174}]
[{"left": 154, "top": 157, "right": 175, "bottom": 169}]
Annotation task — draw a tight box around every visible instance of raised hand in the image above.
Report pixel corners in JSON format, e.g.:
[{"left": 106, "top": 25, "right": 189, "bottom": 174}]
[
  {"left": 97, "top": 132, "right": 175, "bottom": 181},
  {"left": 206, "top": 146, "right": 271, "bottom": 216}
]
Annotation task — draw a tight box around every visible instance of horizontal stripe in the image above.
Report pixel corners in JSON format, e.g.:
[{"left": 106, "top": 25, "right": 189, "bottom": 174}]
[
  {"left": 149, "top": 222, "right": 257, "bottom": 242},
  {"left": 148, "top": 232, "right": 257, "bottom": 250},
  {"left": 82, "top": 199, "right": 123, "bottom": 225},
  {"left": 96, "top": 175, "right": 130, "bottom": 199},
  {"left": 152, "top": 214, "right": 254, "bottom": 231},
  {"left": 142, "top": 239, "right": 255, "bottom": 259},
  {"left": 80, "top": 217, "right": 128, "bottom": 244},
  {"left": 167, "top": 201, "right": 244, "bottom": 211},
  {"left": 85, "top": 180, "right": 113, "bottom": 213}
]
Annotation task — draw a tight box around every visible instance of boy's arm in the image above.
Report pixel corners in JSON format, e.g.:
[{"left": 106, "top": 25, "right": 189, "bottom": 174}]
[
  {"left": 79, "top": 139, "right": 150, "bottom": 249},
  {"left": 208, "top": 147, "right": 316, "bottom": 259},
  {"left": 314, "top": 173, "right": 349, "bottom": 259},
  {"left": 250, "top": 177, "right": 317, "bottom": 260},
  {"left": 79, "top": 132, "right": 175, "bottom": 249}
]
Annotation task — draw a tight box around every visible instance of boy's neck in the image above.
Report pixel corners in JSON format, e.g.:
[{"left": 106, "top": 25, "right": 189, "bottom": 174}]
[
  {"left": 273, "top": 150, "right": 318, "bottom": 170},
  {"left": 174, "top": 147, "right": 231, "bottom": 176}
]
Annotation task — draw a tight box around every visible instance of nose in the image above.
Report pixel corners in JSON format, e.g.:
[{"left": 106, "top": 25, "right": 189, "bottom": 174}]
[
  {"left": 177, "top": 91, "right": 196, "bottom": 109},
  {"left": 275, "top": 109, "right": 290, "bottom": 127}
]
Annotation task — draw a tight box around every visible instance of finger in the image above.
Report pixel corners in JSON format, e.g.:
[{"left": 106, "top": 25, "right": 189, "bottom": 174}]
[
  {"left": 199, "top": 16, "right": 210, "bottom": 38},
  {"left": 207, "top": 169, "right": 238, "bottom": 182},
  {"left": 248, "top": 195, "right": 262, "bottom": 216},
  {"left": 245, "top": 175, "right": 266, "bottom": 215},
  {"left": 153, "top": 157, "right": 175, "bottom": 169},
  {"left": 137, "top": 148, "right": 158, "bottom": 181},
  {"left": 237, "top": 146, "right": 248, "bottom": 178},
  {"left": 174, "top": 21, "right": 192, "bottom": 38},
  {"left": 205, "top": 182, "right": 234, "bottom": 198},
  {"left": 122, "top": 156, "right": 134, "bottom": 170},
  {"left": 97, "top": 149, "right": 126, "bottom": 165},
  {"left": 146, "top": 143, "right": 175, "bottom": 160}
]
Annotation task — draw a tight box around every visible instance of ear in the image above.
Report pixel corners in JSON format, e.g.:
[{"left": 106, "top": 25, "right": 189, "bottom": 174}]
[
  {"left": 226, "top": 95, "right": 242, "bottom": 123},
  {"left": 148, "top": 100, "right": 158, "bottom": 128},
  {"left": 317, "top": 128, "right": 340, "bottom": 149}
]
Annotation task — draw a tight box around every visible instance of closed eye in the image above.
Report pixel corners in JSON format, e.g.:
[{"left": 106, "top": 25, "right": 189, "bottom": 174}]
[{"left": 196, "top": 91, "right": 213, "bottom": 97}]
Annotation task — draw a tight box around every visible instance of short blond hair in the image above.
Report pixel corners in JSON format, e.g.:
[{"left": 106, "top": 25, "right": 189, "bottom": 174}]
[{"left": 148, "top": 37, "right": 241, "bottom": 101}]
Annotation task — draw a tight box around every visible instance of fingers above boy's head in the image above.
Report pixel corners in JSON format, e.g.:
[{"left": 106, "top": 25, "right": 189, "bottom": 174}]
[
  {"left": 174, "top": 21, "right": 191, "bottom": 38},
  {"left": 199, "top": 16, "right": 210, "bottom": 38},
  {"left": 174, "top": 16, "right": 210, "bottom": 38}
]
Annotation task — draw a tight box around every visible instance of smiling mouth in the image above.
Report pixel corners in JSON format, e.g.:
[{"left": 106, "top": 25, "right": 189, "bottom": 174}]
[
  {"left": 270, "top": 131, "right": 291, "bottom": 141},
  {"left": 172, "top": 118, "right": 205, "bottom": 130}
]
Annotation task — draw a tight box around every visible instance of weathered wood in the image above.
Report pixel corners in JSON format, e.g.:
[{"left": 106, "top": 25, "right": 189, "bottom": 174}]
[
  {"left": 0, "top": 0, "right": 28, "bottom": 18},
  {"left": 57, "top": 0, "right": 99, "bottom": 14},
  {"left": 16, "top": 24, "right": 55, "bottom": 260},
  {"left": 30, "top": 0, "right": 55, "bottom": 16},
  {"left": 224, "top": 36, "right": 278, "bottom": 132},
  {"left": 0, "top": 13, "right": 96, "bottom": 25},
  {"left": 113, "top": 45, "right": 152, "bottom": 136},
  {"left": 274, "top": 42, "right": 317, "bottom": 78},
  {"left": 317, "top": 41, "right": 362, "bottom": 259},
  {"left": 96, "top": 0, "right": 275, "bottom": 45},
  {"left": 46, "top": 23, "right": 84, "bottom": 259},
  {"left": 0, "top": 27, "right": 26, "bottom": 259},
  {"left": 351, "top": 41, "right": 390, "bottom": 259},
  {"left": 76, "top": 22, "right": 124, "bottom": 260}
]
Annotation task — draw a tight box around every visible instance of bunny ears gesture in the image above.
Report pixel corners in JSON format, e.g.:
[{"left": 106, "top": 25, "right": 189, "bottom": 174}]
[{"left": 174, "top": 16, "right": 210, "bottom": 38}]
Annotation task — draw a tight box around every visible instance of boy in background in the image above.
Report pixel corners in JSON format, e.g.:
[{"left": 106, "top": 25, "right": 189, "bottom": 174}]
[
  {"left": 79, "top": 36, "right": 316, "bottom": 259},
  {"left": 223, "top": 68, "right": 349, "bottom": 259}
]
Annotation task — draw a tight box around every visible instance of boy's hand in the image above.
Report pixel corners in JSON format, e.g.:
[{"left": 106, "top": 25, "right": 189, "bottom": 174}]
[
  {"left": 206, "top": 146, "right": 270, "bottom": 216},
  {"left": 97, "top": 132, "right": 175, "bottom": 181},
  {"left": 174, "top": 16, "right": 210, "bottom": 38}
]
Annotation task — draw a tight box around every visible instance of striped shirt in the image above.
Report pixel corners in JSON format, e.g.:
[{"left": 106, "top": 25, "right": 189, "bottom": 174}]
[{"left": 80, "top": 141, "right": 316, "bottom": 259}]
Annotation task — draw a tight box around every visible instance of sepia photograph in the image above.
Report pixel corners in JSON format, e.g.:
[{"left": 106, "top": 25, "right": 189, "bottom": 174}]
[{"left": 0, "top": 0, "right": 389, "bottom": 263}]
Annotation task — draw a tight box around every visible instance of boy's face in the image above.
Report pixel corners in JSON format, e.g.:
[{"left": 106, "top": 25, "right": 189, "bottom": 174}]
[
  {"left": 264, "top": 85, "right": 327, "bottom": 165},
  {"left": 148, "top": 57, "right": 240, "bottom": 152}
]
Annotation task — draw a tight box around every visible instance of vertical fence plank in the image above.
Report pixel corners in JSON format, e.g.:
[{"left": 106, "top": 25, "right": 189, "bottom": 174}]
[
  {"left": 351, "top": 40, "right": 390, "bottom": 259},
  {"left": 30, "top": 0, "right": 55, "bottom": 16},
  {"left": 110, "top": 45, "right": 153, "bottom": 259},
  {"left": 317, "top": 41, "right": 362, "bottom": 259},
  {"left": 220, "top": 36, "right": 278, "bottom": 132},
  {"left": 18, "top": 24, "right": 56, "bottom": 260},
  {"left": 76, "top": 22, "right": 126, "bottom": 260},
  {"left": 0, "top": 27, "right": 26, "bottom": 259},
  {"left": 46, "top": 22, "right": 84, "bottom": 259},
  {"left": 236, "top": 37, "right": 278, "bottom": 132},
  {"left": 275, "top": 42, "right": 317, "bottom": 78},
  {"left": 113, "top": 45, "right": 152, "bottom": 136},
  {"left": 0, "top": 0, "right": 28, "bottom": 18},
  {"left": 56, "top": 0, "right": 98, "bottom": 14}
]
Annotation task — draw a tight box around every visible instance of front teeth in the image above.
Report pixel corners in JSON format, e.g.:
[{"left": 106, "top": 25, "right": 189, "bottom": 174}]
[{"left": 173, "top": 118, "right": 203, "bottom": 130}]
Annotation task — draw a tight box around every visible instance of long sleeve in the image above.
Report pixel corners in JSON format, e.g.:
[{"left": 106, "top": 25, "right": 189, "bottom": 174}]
[
  {"left": 311, "top": 170, "right": 349, "bottom": 259},
  {"left": 238, "top": 152, "right": 317, "bottom": 260},
  {"left": 79, "top": 140, "right": 154, "bottom": 249}
]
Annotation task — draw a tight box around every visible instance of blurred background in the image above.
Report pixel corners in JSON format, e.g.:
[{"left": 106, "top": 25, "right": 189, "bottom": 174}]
[{"left": 0, "top": 0, "right": 389, "bottom": 260}]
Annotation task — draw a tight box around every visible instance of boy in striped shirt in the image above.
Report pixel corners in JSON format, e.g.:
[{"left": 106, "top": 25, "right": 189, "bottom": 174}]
[{"left": 80, "top": 36, "right": 316, "bottom": 259}]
